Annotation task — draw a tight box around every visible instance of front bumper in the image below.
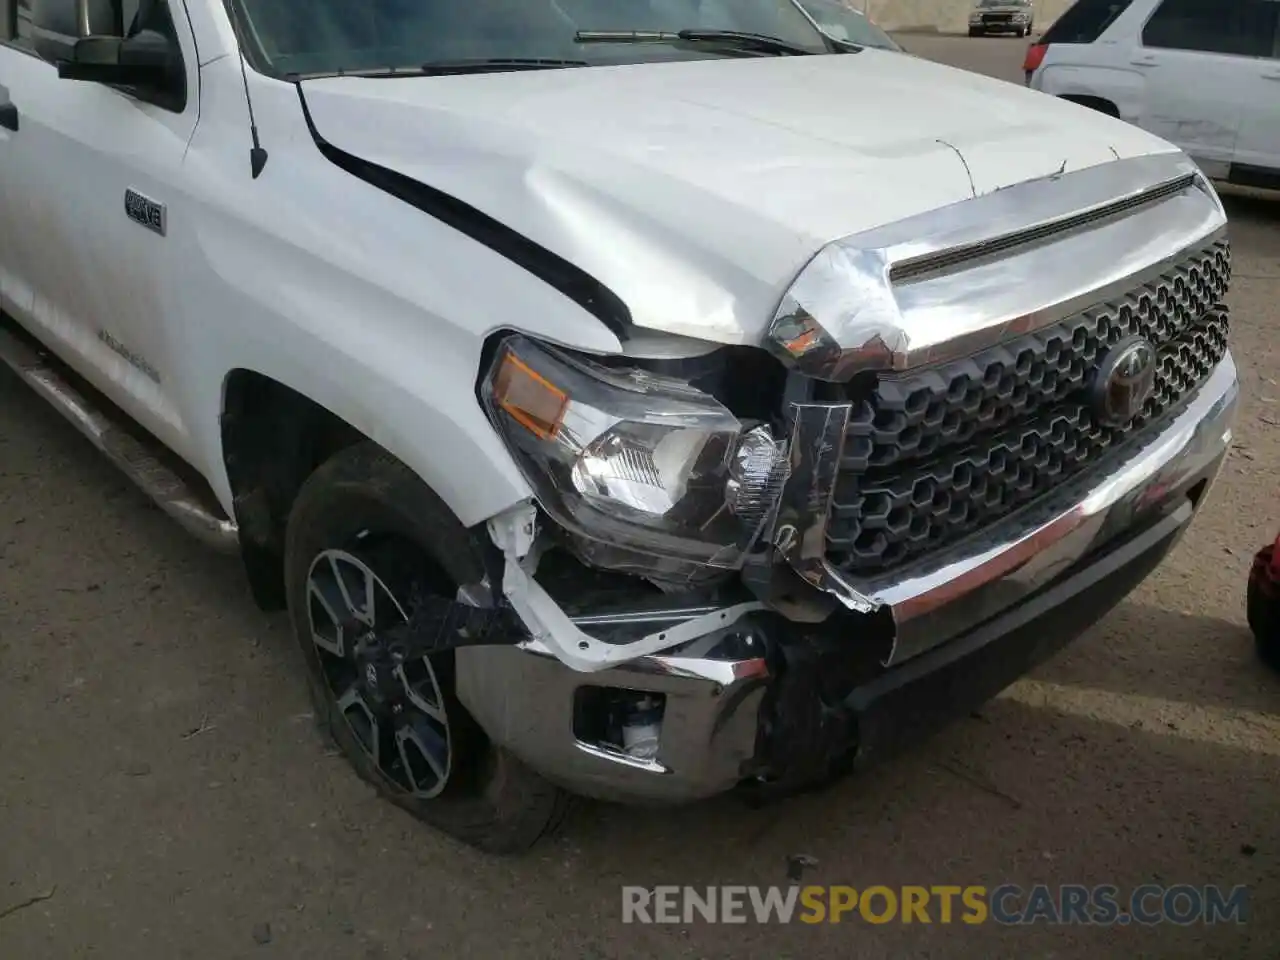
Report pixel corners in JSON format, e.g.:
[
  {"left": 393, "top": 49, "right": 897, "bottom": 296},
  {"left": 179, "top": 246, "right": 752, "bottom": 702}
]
[
  {"left": 973, "top": 16, "right": 1029, "bottom": 30},
  {"left": 457, "top": 354, "right": 1238, "bottom": 803}
]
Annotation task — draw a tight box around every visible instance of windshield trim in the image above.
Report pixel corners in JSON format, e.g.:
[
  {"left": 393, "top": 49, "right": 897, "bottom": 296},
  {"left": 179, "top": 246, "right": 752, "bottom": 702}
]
[
  {"left": 223, "top": 0, "right": 842, "bottom": 81},
  {"left": 223, "top": 0, "right": 280, "bottom": 79}
]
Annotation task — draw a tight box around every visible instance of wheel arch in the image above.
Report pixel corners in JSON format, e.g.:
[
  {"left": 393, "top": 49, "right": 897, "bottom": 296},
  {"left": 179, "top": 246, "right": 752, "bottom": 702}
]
[
  {"left": 218, "top": 366, "right": 527, "bottom": 610},
  {"left": 1058, "top": 93, "right": 1122, "bottom": 118}
]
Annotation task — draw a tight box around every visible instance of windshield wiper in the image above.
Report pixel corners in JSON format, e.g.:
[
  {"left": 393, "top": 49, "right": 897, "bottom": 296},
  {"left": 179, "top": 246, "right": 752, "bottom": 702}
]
[
  {"left": 574, "top": 29, "right": 818, "bottom": 57},
  {"left": 294, "top": 58, "right": 589, "bottom": 80},
  {"left": 417, "top": 58, "right": 590, "bottom": 75}
]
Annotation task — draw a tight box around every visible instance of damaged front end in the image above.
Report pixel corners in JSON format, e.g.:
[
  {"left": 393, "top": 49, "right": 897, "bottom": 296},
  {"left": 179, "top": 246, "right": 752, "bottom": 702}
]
[
  {"left": 431, "top": 152, "right": 1237, "bottom": 804},
  {"left": 475, "top": 332, "right": 872, "bottom": 673}
]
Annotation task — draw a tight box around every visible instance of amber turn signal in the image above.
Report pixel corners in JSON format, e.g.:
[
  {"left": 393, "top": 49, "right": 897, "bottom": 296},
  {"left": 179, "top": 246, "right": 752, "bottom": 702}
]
[{"left": 492, "top": 349, "right": 569, "bottom": 440}]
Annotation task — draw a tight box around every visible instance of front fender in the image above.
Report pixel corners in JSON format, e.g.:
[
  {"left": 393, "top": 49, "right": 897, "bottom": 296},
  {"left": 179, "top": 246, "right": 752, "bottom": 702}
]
[{"left": 170, "top": 60, "right": 623, "bottom": 526}]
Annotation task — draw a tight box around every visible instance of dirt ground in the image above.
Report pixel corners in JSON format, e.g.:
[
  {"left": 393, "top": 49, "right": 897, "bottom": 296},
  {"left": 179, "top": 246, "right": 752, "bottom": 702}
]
[{"left": 2, "top": 36, "right": 1278, "bottom": 960}]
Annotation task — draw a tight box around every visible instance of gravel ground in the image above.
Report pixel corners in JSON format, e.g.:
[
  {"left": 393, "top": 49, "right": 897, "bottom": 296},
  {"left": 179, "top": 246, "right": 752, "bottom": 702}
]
[{"left": 2, "top": 35, "right": 1278, "bottom": 960}]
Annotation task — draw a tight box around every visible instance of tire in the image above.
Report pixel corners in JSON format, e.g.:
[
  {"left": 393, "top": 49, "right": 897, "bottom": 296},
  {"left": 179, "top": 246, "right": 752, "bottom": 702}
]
[
  {"left": 283, "top": 442, "right": 569, "bottom": 854},
  {"left": 1059, "top": 95, "right": 1121, "bottom": 119},
  {"left": 969, "top": 27, "right": 982, "bottom": 36},
  {"left": 1016, "top": 27, "right": 1026, "bottom": 37}
]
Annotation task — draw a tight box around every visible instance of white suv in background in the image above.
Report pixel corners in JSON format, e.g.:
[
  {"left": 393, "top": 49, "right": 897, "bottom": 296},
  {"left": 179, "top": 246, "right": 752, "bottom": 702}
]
[{"left": 1026, "top": 0, "right": 1280, "bottom": 188}]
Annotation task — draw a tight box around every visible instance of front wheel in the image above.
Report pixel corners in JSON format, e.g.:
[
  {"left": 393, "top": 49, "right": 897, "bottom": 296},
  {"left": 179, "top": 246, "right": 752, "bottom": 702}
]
[
  {"left": 969, "top": 27, "right": 983, "bottom": 36},
  {"left": 283, "top": 442, "right": 569, "bottom": 853}
]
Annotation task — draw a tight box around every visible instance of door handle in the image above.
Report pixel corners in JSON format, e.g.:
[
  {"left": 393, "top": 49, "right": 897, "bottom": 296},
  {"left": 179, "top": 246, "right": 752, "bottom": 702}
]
[
  {"left": 0, "top": 102, "right": 17, "bottom": 131},
  {"left": 1263, "top": 72, "right": 1280, "bottom": 82},
  {"left": 1130, "top": 55, "right": 1158, "bottom": 67}
]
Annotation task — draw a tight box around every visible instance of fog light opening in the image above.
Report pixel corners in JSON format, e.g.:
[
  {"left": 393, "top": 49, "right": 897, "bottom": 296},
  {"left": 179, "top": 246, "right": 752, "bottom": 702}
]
[{"left": 573, "top": 687, "right": 668, "bottom": 761}]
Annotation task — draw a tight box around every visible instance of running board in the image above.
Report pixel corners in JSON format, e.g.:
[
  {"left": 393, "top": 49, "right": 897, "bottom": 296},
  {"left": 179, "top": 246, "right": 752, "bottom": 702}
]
[{"left": 0, "top": 322, "right": 240, "bottom": 553}]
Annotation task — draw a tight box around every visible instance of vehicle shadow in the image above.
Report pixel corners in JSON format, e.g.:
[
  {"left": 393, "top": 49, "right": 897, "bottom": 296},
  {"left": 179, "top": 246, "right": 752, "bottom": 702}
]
[
  {"left": 548, "top": 695, "right": 1277, "bottom": 958},
  {"left": 1031, "top": 600, "right": 1279, "bottom": 715},
  {"left": 1220, "top": 188, "right": 1280, "bottom": 225}
]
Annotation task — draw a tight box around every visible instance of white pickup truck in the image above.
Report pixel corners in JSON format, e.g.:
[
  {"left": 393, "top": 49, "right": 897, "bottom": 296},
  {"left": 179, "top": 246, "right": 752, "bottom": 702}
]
[{"left": 0, "top": 0, "right": 1238, "bottom": 852}]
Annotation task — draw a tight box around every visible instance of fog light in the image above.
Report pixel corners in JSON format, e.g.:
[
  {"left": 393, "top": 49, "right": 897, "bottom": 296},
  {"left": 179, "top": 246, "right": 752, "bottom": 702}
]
[
  {"left": 574, "top": 687, "right": 668, "bottom": 762},
  {"left": 622, "top": 694, "right": 664, "bottom": 760}
]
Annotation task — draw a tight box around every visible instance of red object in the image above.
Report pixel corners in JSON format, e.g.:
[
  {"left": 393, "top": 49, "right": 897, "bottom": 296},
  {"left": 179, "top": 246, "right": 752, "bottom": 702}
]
[
  {"left": 1022, "top": 42, "right": 1048, "bottom": 74},
  {"left": 1248, "top": 533, "right": 1280, "bottom": 668}
]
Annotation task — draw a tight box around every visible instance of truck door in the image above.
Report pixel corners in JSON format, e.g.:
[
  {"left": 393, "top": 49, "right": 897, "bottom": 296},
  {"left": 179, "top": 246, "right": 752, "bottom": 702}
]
[
  {"left": 1229, "top": 2, "right": 1280, "bottom": 179},
  {"left": 0, "top": 0, "right": 42, "bottom": 319},
  {"left": 0, "top": 0, "right": 201, "bottom": 461},
  {"left": 1131, "top": 0, "right": 1262, "bottom": 176}
]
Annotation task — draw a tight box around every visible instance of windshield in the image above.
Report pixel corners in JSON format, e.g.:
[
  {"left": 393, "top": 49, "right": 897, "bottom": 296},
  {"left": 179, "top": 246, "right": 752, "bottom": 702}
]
[
  {"left": 234, "top": 0, "right": 834, "bottom": 76},
  {"left": 795, "top": 0, "right": 900, "bottom": 49}
]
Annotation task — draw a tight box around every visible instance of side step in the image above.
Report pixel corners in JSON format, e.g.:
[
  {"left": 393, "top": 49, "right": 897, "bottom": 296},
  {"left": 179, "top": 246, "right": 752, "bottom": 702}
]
[{"left": 0, "top": 320, "right": 240, "bottom": 553}]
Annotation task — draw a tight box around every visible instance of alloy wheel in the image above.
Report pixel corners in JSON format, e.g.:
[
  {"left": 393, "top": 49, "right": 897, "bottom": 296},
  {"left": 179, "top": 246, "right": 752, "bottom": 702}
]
[{"left": 305, "top": 547, "right": 453, "bottom": 799}]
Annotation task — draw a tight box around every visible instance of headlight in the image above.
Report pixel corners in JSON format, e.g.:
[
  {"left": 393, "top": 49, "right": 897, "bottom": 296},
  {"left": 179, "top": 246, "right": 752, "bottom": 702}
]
[
  {"left": 481, "top": 335, "right": 789, "bottom": 571},
  {"left": 969, "top": 13, "right": 982, "bottom": 22}
]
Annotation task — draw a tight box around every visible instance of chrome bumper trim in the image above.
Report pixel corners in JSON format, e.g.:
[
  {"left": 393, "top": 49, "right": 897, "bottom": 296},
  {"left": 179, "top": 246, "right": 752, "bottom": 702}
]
[
  {"left": 863, "top": 352, "right": 1239, "bottom": 665},
  {"left": 455, "top": 636, "right": 770, "bottom": 804}
]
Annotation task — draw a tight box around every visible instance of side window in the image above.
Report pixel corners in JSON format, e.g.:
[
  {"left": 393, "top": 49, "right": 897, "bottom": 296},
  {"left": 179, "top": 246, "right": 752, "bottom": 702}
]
[
  {"left": 1142, "top": 0, "right": 1280, "bottom": 58},
  {"left": 1041, "top": 0, "right": 1134, "bottom": 44}
]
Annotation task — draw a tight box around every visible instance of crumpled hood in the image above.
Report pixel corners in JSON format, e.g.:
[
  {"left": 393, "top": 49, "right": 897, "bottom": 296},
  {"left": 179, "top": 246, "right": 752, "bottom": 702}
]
[{"left": 300, "top": 51, "right": 1179, "bottom": 346}]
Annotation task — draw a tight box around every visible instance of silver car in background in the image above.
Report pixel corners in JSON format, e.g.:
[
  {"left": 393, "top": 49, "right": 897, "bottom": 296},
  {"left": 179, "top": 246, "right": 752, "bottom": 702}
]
[{"left": 969, "top": 0, "right": 1035, "bottom": 36}]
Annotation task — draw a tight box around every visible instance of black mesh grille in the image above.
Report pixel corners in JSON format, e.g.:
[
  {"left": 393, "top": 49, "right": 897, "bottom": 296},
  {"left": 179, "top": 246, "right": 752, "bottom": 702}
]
[{"left": 827, "top": 240, "right": 1231, "bottom": 573}]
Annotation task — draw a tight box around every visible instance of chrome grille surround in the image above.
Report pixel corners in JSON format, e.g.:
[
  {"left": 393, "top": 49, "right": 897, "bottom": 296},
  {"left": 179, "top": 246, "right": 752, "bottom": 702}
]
[
  {"left": 762, "top": 152, "right": 1233, "bottom": 637},
  {"left": 766, "top": 154, "right": 1228, "bottom": 383}
]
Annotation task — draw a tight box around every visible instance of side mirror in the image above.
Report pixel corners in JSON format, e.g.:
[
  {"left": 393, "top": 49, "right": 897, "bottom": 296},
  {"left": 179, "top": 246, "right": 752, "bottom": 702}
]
[
  {"left": 30, "top": 0, "right": 120, "bottom": 64},
  {"left": 57, "top": 29, "right": 176, "bottom": 87}
]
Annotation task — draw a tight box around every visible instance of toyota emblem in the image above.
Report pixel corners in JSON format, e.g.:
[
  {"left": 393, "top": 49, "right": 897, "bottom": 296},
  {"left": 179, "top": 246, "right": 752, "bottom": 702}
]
[{"left": 1089, "top": 336, "right": 1157, "bottom": 426}]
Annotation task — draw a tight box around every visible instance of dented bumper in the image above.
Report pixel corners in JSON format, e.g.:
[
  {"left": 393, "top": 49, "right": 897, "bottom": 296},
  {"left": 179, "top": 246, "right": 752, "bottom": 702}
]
[{"left": 457, "top": 356, "right": 1237, "bottom": 803}]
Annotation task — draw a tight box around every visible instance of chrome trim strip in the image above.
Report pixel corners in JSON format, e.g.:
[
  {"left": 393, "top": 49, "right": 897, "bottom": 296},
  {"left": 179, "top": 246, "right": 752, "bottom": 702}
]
[
  {"left": 768, "top": 153, "right": 1229, "bottom": 381},
  {"left": 860, "top": 353, "right": 1239, "bottom": 666},
  {"left": 887, "top": 173, "right": 1198, "bottom": 282},
  {"left": 574, "top": 740, "right": 672, "bottom": 775},
  {"left": 772, "top": 402, "right": 879, "bottom": 613}
]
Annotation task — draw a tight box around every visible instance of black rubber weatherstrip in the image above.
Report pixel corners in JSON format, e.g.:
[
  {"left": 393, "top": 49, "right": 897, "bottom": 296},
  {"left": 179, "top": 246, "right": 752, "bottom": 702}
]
[{"left": 294, "top": 84, "right": 632, "bottom": 341}]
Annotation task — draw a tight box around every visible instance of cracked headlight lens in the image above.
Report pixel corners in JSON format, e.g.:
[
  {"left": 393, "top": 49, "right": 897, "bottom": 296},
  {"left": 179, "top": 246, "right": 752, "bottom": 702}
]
[{"left": 482, "top": 335, "right": 788, "bottom": 570}]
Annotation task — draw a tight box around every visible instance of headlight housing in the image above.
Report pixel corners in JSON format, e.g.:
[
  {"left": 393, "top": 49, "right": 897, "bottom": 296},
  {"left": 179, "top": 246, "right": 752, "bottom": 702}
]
[{"left": 481, "top": 335, "right": 789, "bottom": 575}]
